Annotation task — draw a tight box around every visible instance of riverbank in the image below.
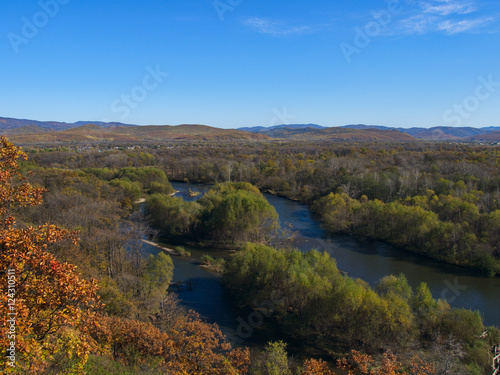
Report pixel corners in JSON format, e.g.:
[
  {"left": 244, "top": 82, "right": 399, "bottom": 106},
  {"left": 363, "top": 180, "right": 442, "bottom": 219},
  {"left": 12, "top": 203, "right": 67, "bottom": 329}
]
[
  {"left": 168, "top": 181, "right": 500, "bottom": 328},
  {"left": 138, "top": 182, "right": 500, "bottom": 373},
  {"left": 135, "top": 191, "right": 179, "bottom": 205},
  {"left": 141, "top": 239, "right": 177, "bottom": 255}
]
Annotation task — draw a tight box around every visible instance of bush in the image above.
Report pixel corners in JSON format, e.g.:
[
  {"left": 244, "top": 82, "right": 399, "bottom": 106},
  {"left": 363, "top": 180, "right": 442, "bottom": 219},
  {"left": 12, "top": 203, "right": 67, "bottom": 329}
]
[
  {"left": 175, "top": 246, "right": 191, "bottom": 257},
  {"left": 200, "top": 254, "right": 226, "bottom": 273}
]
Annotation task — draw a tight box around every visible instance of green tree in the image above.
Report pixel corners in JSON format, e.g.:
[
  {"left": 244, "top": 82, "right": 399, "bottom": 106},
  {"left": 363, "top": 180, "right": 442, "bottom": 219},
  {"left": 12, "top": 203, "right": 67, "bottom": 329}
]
[
  {"left": 109, "top": 178, "right": 142, "bottom": 202},
  {"left": 146, "top": 194, "right": 202, "bottom": 238},
  {"left": 376, "top": 274, "right": 412, "bottom": 301},
  {"left": 251, "top": 341, "right": 291, "bottom": 375},
  {"left": 118, "top": 167, "right": 173, "bottom": 194},
  {"left": 411, "top": 282, "right": 439, "bottom": 338},
  {"left": 144, "top": 252, "right": 174, "bottom": 295},
  {"left": 199, "top": 182, "right": 279, "bottom": 245}
]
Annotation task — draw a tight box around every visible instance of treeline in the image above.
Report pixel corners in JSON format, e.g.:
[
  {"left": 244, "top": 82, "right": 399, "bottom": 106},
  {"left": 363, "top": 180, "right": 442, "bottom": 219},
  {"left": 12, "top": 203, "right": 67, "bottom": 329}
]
[
  {"left": 223, "top": 243, "right": 500, "bottom": 374},
  {"left": 313, "top": 192, "right": 500, "bottom": 276},
  {"left": 29, "top": 142, "right": 500, "bottom": 207},
  {"left": 145, "top": 181, "right": 279, "bottom": 247}
]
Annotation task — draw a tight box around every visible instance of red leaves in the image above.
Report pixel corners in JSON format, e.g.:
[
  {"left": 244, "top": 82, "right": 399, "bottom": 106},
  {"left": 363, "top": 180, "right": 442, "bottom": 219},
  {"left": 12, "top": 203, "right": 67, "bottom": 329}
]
[
  {"left": 301, "top": 358, "right": 336, "bottom": 375},
  {"left": 0, "top": 137, "right": 101, "bottom": 373},
  {"left": 90, "top": 312, "right": 250, "bottom": 374},
  {"left": 0, "top": 136, "right": 250, "bottom": 373}
]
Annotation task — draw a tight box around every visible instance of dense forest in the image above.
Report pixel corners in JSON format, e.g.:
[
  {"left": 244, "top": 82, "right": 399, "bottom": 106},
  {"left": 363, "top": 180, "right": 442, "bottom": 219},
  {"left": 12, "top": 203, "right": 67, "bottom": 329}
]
[
  {"left": 1, "top": 137, "right": 499, "bottom": 374},
  {"left": 27, "top": 141, "right": 500, "bottom": 275}
]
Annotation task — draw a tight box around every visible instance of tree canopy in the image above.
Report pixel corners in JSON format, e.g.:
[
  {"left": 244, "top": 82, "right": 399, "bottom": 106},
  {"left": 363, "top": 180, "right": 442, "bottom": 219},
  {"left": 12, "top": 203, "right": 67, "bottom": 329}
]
[
  {"left": 0, "top": 137, "right": 101, "bottom": 373},
  {"left": 146, "top": 181, "right": 279, "bottom": 246}
]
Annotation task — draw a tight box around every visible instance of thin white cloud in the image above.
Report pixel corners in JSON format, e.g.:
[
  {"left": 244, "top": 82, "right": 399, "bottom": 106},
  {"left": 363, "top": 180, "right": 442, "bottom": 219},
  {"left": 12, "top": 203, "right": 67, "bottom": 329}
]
[
  {"left": 394, "top": 0, "right": 498, "bottom": 35},
  {"left": 422, "top": 2, "right": 476, "bottom": 16},
  {"left": 243, "top": 17, "right": 310, "bottom": 36},
  {"left": 438, "top": 17, "right": 495, "bottom": 34}
]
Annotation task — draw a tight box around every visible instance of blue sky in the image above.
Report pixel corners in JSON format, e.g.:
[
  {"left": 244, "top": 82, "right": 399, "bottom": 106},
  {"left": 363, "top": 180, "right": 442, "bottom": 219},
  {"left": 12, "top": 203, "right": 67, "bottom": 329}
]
[{"left": 1, "top": 0, "right": 499, "bottom": 128}]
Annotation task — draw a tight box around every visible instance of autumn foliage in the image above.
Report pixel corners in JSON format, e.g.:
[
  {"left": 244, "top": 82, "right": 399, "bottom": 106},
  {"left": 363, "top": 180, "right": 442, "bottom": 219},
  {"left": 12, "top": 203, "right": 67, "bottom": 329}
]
[
  {"left": 90, "top": 311, "right": 250, "bottom": 374},
  {"left": 0, "top": 137, "right": 251, "bottom": 374},
  {"left": 0, "top": 137, "right": 101, "bottom": 373},
  {"left": 337, "top": 350, "right": 435, "bottom": 375},
  {"left": 0, "top": 136, "right": 443, "bottom": 374},
  {"left": 301, "top": 358, "right": 336, "bottom": 375}
]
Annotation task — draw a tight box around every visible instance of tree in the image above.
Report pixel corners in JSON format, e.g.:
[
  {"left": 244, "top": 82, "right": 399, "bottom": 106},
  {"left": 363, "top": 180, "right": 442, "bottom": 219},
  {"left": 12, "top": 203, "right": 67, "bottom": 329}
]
[
  {"left": 376, "top": 274, "right": 412, "bottom": 301},
  {"left": 165, "top": 311, "right": 250, "bottom": 374},
  {"left": 93, "top": 311, "right": 249, "bottom": 373},
  {"left": 117, "top": 166, "right": 174, "bottom": 194},
  {"left": 109, "top": 178, "right": 141, "bottom": 203},
  {"left": 199, "top": 182, "right": 279, "bottom": 245},
  {"left": 146, "top": 194, "right": 202, "bottom": 238},
  {"left": 411, "top": 282, "right": 439, "bottom": 339},
  {"left": 251, "top": 341, "right": 291, "bottom": 375},
  {"left": 144, "top": 252, "right": 174, "bottom": 296},
  {"left": 0, "top": 137, "right": 101, "bottom": 373}
]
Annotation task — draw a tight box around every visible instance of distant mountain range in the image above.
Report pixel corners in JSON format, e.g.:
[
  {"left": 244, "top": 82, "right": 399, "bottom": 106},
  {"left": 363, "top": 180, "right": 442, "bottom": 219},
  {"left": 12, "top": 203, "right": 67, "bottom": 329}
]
[
  {"left": 1, "top": 117, "right": 500, "bottom": 144},
  {"left": 238, "top": 124, "right": 326, "bottom": 132},
  {"left": 0, "top": 117, "right": 134, "bottom": 133},
  {"left": 239, "top": 124, "right": 500, "bottom": 141}
]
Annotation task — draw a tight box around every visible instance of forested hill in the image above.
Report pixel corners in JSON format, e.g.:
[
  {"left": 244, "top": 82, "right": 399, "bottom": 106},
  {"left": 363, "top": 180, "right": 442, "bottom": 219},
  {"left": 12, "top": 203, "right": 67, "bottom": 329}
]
[
  {"left": 241, "top": 124, "right": 500, "bottom": 141},
  {"left": 0, "top": 116, "right": 133, "bottom": 131},
  {"left": 1, "top": 123, "right": 269, "bottom": 144},
  {"left": 248, "top": 126, "right": 416, "bottom": 141},
  {"left": 3, "top": 116, "right": 500, "bottom": 143}
]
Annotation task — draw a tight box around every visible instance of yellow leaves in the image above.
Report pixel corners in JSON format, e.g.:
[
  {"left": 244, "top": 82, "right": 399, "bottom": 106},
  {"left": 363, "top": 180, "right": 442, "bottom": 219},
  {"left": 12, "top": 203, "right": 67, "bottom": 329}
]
[
  {"left": 0, "top": 137, "right": 45, "bottom": 229},
  {"left": 0, "top": 137, "right": 100, "bottom": 373}
]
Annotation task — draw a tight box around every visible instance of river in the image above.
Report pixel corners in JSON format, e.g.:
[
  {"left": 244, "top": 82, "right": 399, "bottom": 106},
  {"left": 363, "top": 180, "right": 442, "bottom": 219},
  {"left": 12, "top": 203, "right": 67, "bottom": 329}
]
[{"left": 143, "top": 181, "right": 499, "bottom": 343}]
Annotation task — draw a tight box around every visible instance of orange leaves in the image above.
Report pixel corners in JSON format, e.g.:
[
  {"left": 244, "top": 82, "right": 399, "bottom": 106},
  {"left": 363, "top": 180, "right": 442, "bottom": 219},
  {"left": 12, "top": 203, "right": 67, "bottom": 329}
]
[
  {"left": 90, "top": 314, "right": 173, "bottom": 364},
  {"left": 301, "top": 358, "right": 336, "bottom": 375},
  {"left": 0, "top": 136, "right": 25, "bottom": 169},
  {"left": 0, "top": 137, "right": 250, "bottom": 373},
  {"left": 164, "top": 311, "right": 250, "bottom": 374},
  {"left": 0, "top": 137, "right": 45, "bottom": 229},
  {"left": 0, "top": 226, "right": 101, "bottom": 372},
  {"left": 408, "top": 355, "right": 436, "bottom": 375},
  {"left": 0, "top": 137, "right": 101, "bottom": 373},
  {"left": 90, "top": 312, "right": 250, "bottom": 374},
  {"left": 337, "top": 350, "right": 436, "bottom": 375},
  {"left": 379, "top": 352, "right": 402, "bottom": 375}
]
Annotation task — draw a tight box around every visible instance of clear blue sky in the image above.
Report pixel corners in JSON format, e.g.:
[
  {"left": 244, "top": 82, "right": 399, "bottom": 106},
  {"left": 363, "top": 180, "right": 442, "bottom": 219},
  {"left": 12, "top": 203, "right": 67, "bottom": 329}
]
[{"left": 1, "top": 0, "right": 499, "bottom": 128}]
